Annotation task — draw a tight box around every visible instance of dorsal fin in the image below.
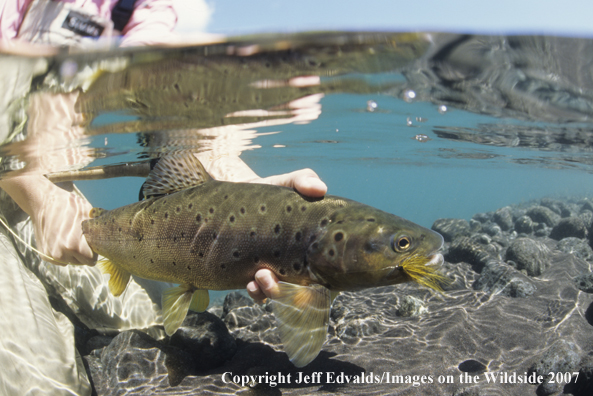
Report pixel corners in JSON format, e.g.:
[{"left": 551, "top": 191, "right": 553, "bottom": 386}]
[{"left": 142, "top": 153, "right": 213, "bottom": 198}]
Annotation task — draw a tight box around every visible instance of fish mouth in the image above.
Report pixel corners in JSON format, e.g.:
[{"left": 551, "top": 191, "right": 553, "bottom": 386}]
[{"left": 425, "top": 252, "right": 444, "bottom": 267}]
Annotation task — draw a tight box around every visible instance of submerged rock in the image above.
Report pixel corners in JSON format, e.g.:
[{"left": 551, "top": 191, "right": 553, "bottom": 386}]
[
  {"left": 432, "top": 218, "right": 471, "bottom": 242},
  {"left": 446, "top": 235, "right": 499, "bottom": 272},
  {"left": 473, "top": 260, "right": 536, "bottom": 297},
  {"left": 526, "top": 206, "right": 560, "bottom": 227},
  {"left": 574, "top": 273, "right": 593, "bottom": 293},
  {"left": 557, "top": 238, "right": 593, "bottom": 261},
  {"left": 398, "top": 295, "right": 427, "bottom": 317},
  {"left": 550, "top": 217, "right": 588, "bottom": 240},
  {"left": 515, "top": 215, "right": 534, "bottom": 234},
  {"left": 530, "top": 340, "right": 582, "bottom": 396},
  {"left": 492, "top": 207, "right": 514, "bottom": 231},
  {"left": 505, "top": 238, "right": 552, "bottom": 276}
]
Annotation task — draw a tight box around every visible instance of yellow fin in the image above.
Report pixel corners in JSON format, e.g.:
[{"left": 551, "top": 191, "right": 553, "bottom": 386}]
[
  {"left": 189, "top": 289, "right": 209, "bottom": 312},
  {"left": 401, "top": 254, "right": 450, "bottom": 292},
  {"left": 272, "top": 282, "right": 331, "bottom": 367},
  {"left": 97, "top": 258, "right": 130, "bottom": 297},
  {"left": 161, "top": 284, "right": 194, "bottom": 336}
]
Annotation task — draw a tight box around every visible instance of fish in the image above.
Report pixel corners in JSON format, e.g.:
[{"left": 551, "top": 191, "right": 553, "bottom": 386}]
[{"left": 81, "top": 153, "right": 445, "bottom": 367}]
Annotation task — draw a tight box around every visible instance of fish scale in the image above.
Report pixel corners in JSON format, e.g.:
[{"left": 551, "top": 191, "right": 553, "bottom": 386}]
[
  {"left": 82, "top": 153, "right": 446, "bottom": 367},
  {"left": 87, "top": 181, "right": 349, "bottom": 290}
]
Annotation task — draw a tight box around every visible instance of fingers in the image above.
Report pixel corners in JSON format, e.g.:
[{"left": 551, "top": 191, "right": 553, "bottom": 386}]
[
  {"left": 255, "top": 168, "right": 327, "bottom": 198},
  {"left": 247, "top": 269, "right": 280, "bottom": 303}
]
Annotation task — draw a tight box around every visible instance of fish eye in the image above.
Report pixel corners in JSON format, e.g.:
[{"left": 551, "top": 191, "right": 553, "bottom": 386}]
[{"left": 392, "top": 235, "right": 412, "bottom": 252}]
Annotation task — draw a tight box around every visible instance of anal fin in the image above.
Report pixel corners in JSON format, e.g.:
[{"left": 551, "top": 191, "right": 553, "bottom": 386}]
[
  {"left": 161, "top": 284, "right": 195, "bottom": 336},
  {"left": 98, "top": 258, "right": 131, "bottom": 297},
  {"left": 272, "top": 282, "right": 331, "bottom": 367},
  {"left": 189, "top": 289, "right": 209, "bottom": 312}
]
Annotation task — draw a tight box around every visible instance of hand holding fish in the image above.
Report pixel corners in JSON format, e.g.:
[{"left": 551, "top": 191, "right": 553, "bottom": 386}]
[
  {"left": 0, "top": 174, "right": 96, "bottom": 265},
  {"left": 247, "top": 168, "right": 327, "bottom": 303}
]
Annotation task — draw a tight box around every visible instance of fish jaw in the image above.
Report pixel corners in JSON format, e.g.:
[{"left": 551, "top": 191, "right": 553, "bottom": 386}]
[{"left": 306, "top": 205, "right": 446, "bottom": 291}]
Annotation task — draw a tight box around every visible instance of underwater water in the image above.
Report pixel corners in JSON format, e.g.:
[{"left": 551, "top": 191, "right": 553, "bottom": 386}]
[{"left": 2, "top": 32, "right": 593, "bottom": 395}]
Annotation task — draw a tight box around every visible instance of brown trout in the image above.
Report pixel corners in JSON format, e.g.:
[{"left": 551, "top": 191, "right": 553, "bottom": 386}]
[{"left": 82, "top": 154, "right": 445, "bottom": 367}]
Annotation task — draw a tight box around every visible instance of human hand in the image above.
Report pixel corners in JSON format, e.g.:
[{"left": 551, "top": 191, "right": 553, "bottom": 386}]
[
  {"left": 245, "top": 168, "right": 327, "bottom": 302},
  {"left": 0, "top": 175, "right": 96, "bottom": 266}
]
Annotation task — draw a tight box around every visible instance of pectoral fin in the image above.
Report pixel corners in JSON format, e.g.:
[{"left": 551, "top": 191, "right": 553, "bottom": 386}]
[
  {"left": 272, "top": 282, "right": 331, "bottom": 367},
  {"left": 189, "top": 289, "right": 209, "bottom": 312},
  {"left": 97, "top": 259, "right": 130, "bottom": 297},
  {"left": 161, "top": 284, "right": 196, "bottom": 336}
]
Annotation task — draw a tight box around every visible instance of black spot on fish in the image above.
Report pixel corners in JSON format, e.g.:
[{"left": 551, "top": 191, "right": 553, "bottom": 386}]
[
  {"left": 164, "top": 212, "right": 169, "bottom": 219},
  {"left": 163, "top": 200, "right": 167, "bottom": 204},
  {"left": 337, "top": 220, "right": 343, "bottom": 224},
  {"left": 181, "top": 232, "right": 185, "bottom": 238},
  {"left": 176, "top": 206, "right": 181, "bottom": 213},
  {"left": 212, "top": 232, "right": 217, "bottom": 240},
  {"left": 328, "top": 249, "right": 335, "bottom": 257},
  {"left": 209, "top": 207, "right": 215, "bottom": 214},
  {"left": 273, "top": 249, "right": 281, "bottom": 258},
  {"left": 364, "top": 242, "right": 376, "bottom": 253},
  {"left": 198, "top": 252, "right": 204, "bottom": 258},
  {"left": 274, "top": 224, "right": 281, "bottom": 234},
  {"left": 187, "top": 265, "right": 191, "bottom": 270},
  {"left": 260, "top": 205, "right": 266, "bottom": 213},
  {"left": 139, "top": 236, "right": 143, "bottom": 242},
  {"left": 205, "top": 218, "right": 209, "bottom": 223},
  {"left": 301, "top": 206, "right": 307, "bottom": 212},
  {"left": 150, "top": 259, "right": 154, "bottom": 263},
  {"left": 196, "top": 213, "right": 202, "bottom": 222},
  {"left": 309, "top": 235, "right": 316, "bottom": 243},
  {"left": 286, "top": 205, "right": 292, "bottom": 213},
  {"left": 229, "top": 215, "right": 235, "bottom": 222},
  {"left": 118, "top": 227, "right": 122, "bottom": 232},
  {"left": 295, "top": 231, "right": 302, "bottom": 242},
  {"left": 173, "top": 237, "right": 177, "bottom": 242},
  {"left": 188, "top": 203, "right": 193, "bottom": 210},
  {"left": 293, "top": 262, "right": 301, "bottom": 271},
  {"left": 173, "top": 262, "right": 176, "bottom": 266},
  {"left": 339, "top": 204, "right": 345, "bottom": 208},
  {"left": 334, "top": 232, "right": 344, "bottom": 242},
  {"left": 367, "top": 218, "right": 376, "bottom": 222},
  {"left": 133, "top": 255, "right": 136, "bottom": 259},
  {"left": 253, "top": 256, "right": 260, "bottom": 263},
  {"left": 311, "top": 242, "right": 319, "bottom": 250},
  {"left": 320, "top": 218, "right": 328, "bottom": 227},
  {"left": 240, "top": 207, "right": 245, "bottom": 214},
  {"left": 233, "top": 251, "right": 240, "bottom": 258},
  {"left": 250, "top": 230, "right": 256, "bottom": 238},
  {"left": 129, "top": 219, "right": 132, "bottom": 225},
  {"left": 224, "top": 195, "right": 228, "bottom": 200},
  {"left": 151, "top": 219, "right": 155, "bottom": 225},
  {"left": 279, "top": 269, "right": 286, "bottom": 275}
]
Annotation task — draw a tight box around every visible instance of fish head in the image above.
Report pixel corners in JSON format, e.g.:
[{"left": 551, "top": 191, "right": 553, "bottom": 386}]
[{"left": 307, "top": 207, "right": 445, "bottom": 291}]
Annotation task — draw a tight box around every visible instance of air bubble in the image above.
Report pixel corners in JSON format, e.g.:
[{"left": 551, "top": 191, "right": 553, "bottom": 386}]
[
  {"left": 406, "top": 117, "right": 413, "bottom": 126},
  {"left": 404, "top": 89, "right": 416, "bottom": 102},
  {"left": 438, "top": 104, "right": 448, "bottom": 114},
  {"left": 366, "top": 100, "right": 378, "bottom": 112}
]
